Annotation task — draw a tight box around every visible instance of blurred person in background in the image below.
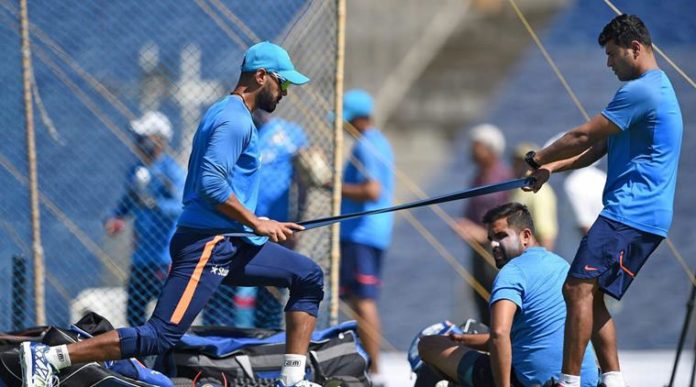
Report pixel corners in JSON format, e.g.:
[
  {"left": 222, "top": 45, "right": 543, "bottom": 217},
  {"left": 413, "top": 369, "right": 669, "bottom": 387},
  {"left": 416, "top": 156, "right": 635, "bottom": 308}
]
[
  {"left": 254, "top": 110, "right": 330, "bottom": 330},
  {"left": 418, "top": 203, "right": 598, "bottom": 387},
  {"left": 564, "top": 163, "right": 606, "bottom": 236},
  {"left": 339, "top": 89, "right": 394, "bottom": 385},
  {"left": 203, "top": 282, "right": 257, "bottom": 328},
  {"left": 510, "top": 142, "right": 558, "bottom": 250},
  {"left": 524, "top": 15, "right": 683, "bottom": 387},
  {"left": 104, "top": 111, "right": 185, "bottom": 327},
  {"left": 457, "top": 123, "right": 512, "bottom": 326}
]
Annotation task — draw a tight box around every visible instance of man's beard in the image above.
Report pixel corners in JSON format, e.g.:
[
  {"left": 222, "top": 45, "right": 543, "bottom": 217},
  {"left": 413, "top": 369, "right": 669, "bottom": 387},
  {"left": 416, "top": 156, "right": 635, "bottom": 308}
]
[{"left": 257, "top": 86, "right": 278, "bottom": 113}]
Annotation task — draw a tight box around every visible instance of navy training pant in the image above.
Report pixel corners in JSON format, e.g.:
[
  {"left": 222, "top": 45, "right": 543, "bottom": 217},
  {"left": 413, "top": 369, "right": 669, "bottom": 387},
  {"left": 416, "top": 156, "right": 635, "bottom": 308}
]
[{"left": 117, "top": 229, "right": 324, "bottom": 357}]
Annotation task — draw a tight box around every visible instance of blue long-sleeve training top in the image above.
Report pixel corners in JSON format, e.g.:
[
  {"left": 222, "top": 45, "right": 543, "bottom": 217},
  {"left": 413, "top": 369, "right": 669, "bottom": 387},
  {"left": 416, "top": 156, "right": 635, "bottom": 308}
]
[{"left": 177, "top": 95, "right": 267, "bottom": 245}]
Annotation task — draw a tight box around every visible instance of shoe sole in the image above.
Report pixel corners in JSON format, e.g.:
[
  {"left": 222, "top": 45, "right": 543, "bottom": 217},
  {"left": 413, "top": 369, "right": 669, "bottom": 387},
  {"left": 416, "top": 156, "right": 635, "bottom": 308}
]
[{"left": 19, "top": 342, "right": 34, "bottom": 387}]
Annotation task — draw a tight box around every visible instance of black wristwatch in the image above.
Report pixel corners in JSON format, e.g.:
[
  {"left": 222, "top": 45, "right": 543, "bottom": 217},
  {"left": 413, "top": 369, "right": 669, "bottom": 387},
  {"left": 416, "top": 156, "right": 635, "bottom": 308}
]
[{"left": 524, "top": 150, "right": 542, "bottom": 170}]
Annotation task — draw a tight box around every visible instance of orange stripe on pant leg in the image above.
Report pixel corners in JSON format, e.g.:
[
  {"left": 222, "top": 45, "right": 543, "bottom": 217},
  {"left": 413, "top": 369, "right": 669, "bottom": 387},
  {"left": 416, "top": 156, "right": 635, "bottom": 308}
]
[{"left": 170, "top": 235, "right": 224, "bottom": 324}]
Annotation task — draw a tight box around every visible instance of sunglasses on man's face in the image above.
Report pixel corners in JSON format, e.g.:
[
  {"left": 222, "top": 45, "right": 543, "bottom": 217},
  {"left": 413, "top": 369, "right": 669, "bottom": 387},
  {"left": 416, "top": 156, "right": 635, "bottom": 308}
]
[{"left": 270, "top": 72, "right": 290, "bottom": 92}]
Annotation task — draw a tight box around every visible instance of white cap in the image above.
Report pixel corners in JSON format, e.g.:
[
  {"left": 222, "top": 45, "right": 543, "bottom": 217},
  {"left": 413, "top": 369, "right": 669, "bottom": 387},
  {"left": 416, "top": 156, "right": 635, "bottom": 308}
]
[
  {"left": 130, "top": 111, "right": 172, "bottom": 141},
  {"left": 469, "top": 123, "right": 505, "bottom": 157}
]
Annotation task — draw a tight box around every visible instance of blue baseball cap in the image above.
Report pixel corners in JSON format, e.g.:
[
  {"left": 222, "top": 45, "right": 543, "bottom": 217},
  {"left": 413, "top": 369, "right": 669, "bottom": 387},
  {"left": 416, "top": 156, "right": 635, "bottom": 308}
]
[
  {"left": 343, "top": 89, "right": 373, "bottom": 121},
  {"left": 241, "top": 41, "right": 310, "bottom": 85}
]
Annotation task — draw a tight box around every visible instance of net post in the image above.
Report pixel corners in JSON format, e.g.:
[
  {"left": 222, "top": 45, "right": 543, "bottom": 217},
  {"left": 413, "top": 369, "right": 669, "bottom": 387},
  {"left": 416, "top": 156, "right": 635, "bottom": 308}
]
[
  {"left": 20, "top": 0, "right": 46, "bottom": 326},
  {"left": 329, "top": 0, "right": 347, "bottom": 326}
]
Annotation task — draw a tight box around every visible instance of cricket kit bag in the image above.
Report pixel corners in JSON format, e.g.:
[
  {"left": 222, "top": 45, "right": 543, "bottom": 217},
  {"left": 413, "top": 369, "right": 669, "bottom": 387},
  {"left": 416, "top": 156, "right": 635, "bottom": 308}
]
[
  {"left": 0, "top": 312, "right": 171, "bottom": 387},
  {"left": 156, "top": 320, "right": 370, "bottom": 387}
]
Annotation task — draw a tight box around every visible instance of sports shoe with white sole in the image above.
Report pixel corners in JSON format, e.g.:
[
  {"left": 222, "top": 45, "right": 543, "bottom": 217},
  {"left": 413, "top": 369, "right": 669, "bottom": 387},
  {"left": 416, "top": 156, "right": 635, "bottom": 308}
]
[{"left": 19, "top": 342, "right": 60, "bottom": 387}]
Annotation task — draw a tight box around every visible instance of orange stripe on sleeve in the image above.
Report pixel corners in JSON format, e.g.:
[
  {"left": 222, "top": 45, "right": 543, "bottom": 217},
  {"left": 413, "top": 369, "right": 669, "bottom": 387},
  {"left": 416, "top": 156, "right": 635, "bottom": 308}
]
[{"left": 170, "top": 235, "right": 224, "bottom": 324}]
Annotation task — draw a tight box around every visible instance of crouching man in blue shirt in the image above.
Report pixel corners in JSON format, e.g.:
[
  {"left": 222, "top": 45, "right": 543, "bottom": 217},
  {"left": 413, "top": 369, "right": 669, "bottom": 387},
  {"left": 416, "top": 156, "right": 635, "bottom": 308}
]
[
  {"left": 418, "top": 203, "right": 598, "bottom": 387},
  {"left": 20, "top": 42, "right": 324, "bottom": 387}
]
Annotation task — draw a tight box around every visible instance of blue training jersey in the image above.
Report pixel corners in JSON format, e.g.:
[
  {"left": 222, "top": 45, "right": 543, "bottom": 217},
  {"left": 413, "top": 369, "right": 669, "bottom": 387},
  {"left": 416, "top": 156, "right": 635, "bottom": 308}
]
[
  {"left": 600, "top": 69, "right": 682, "bottom": 237},
  {"left": 256, "top": 118, "right": 308, "bottom": 221},
  {"left": 340, "top": 128, "right": 394, "bottom": 250},
  {"left": 490, "top": 247, "right": 598, "bottom": 386},
  {"left": 178, "top": 95, "right": 267, "bottom": 245}
]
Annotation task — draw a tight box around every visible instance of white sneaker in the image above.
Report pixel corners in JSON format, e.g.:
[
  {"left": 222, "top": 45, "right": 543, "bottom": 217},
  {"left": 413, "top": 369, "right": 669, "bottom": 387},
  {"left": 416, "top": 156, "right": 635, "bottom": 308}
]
[
  {"left": 19, "top": 342, "right": 60, "bottom": 387},
  {"left": 370, "top": 372, "right": 387, "bottom": 387}
]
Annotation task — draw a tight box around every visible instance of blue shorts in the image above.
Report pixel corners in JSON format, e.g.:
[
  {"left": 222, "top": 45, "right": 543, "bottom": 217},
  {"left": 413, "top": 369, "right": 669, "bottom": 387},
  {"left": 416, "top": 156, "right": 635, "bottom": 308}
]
[
  {"left": 339, "top": 241, "right": 384, "bottom": 300},
  {"left": 569, "top": 216, "right": 663, "bottom": 300},
  {"left": 117, "top": 229, "right": 324, "bottom": 358}
]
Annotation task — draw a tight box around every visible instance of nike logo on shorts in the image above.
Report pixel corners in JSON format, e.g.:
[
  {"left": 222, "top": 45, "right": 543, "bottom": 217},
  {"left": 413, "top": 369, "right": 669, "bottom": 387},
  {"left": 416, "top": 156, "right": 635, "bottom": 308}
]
[{"left": 584, "top": 265, "right": 599, "bottom": 271}]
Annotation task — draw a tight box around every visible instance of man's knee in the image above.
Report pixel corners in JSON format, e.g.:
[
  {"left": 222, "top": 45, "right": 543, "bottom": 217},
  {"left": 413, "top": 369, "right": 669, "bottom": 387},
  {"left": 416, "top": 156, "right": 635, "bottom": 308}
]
[
  {"left": 417, "top": 335, "right": 449, "bottom": 365},
  {"left": 352, "top": 297, "right": 378, "bottom": 315},
  {"left": 284, "top": 259, "right": 324, "bottom": 316},
  {"left": 563, "top": 277, "right": 596, "bottom": 305},
  {"left": 417, "top": 336, "right": 437, "bottom": 364},
  {"left": 292, "top": 259, "right": 325, "bottom": 297},
  {"left": 120, "top": 319, "right": 184, "bottom": 357}
]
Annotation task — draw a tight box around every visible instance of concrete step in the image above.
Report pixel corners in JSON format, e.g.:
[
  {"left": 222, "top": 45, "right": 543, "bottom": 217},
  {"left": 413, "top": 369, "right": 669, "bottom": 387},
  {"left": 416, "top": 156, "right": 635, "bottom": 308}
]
[{"left": 385, "top": 5, "right": 560, "bottom": 135}]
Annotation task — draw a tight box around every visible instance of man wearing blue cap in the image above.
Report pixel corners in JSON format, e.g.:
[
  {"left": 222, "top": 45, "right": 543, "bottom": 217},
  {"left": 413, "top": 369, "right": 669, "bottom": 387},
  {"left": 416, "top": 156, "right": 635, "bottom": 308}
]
[
  {"left": 20, "top": 42, "right": 323, "bottom": 387},
  {"left": 339, "top": 89, "right": 395, "bottom": 385}
]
